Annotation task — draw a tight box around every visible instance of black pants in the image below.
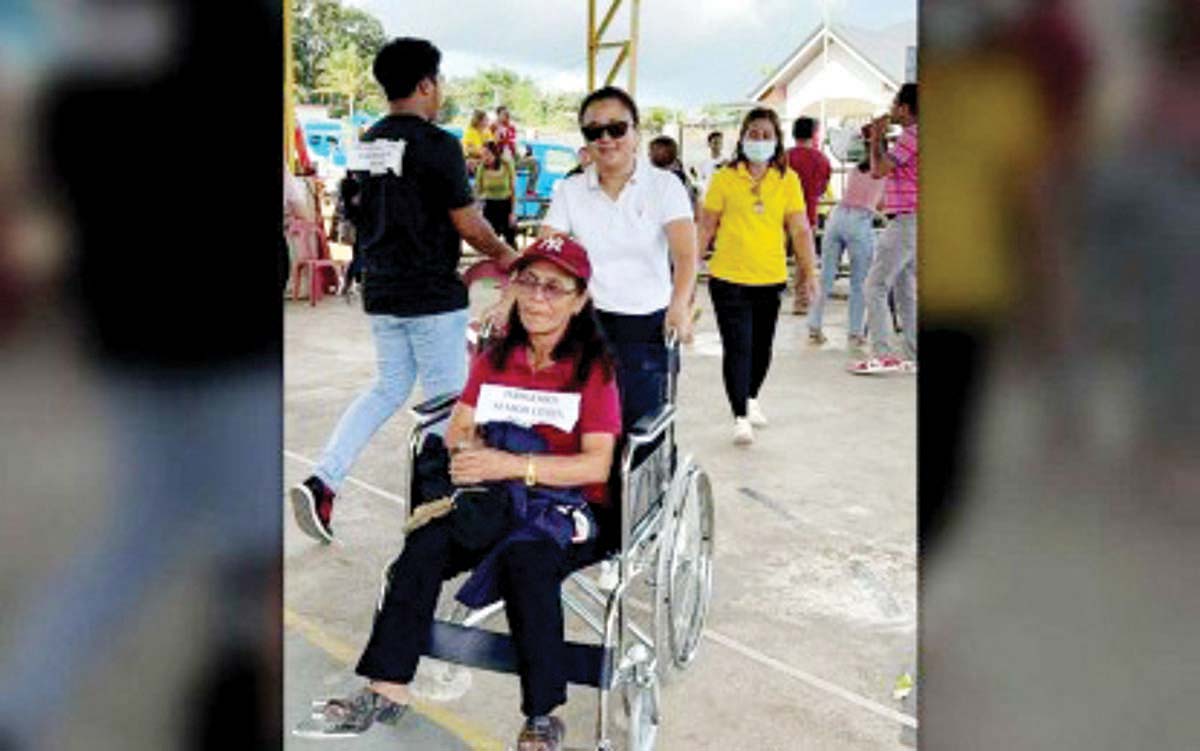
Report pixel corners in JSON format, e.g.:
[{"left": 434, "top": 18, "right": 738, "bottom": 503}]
[
  {"left": 355, "top": 519, "right": 598, "bottom": 718},
  {"left": 346, "top": 253, "right": 363, "bottom": 285},
  {"left": 594, "top": 308, "right": 669, "bottom": 433},
  {"left": 483, "top": 197, "right": 516, "bottom": 248},
  {"left": 709, "top": 278, "right": 785, "bottom": 418},
  {"left": 919, "top": 326, "right": 992, "bottom": 559},
  {"left": 594, "top": 308, "right": 670, "bottom": 553}
]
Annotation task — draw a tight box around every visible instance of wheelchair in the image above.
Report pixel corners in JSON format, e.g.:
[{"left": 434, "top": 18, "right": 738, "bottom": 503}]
[{"left": 399, "top": 332, "right": 715, "bottom": 751}]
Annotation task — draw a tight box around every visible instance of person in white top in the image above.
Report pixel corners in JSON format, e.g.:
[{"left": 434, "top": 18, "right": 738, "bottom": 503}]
[
  {"left": 537, "top": 86, "right": 698, "bottom": 433},
  {"left": 694, "top": 130, "right": 725, "bottom": 195}
]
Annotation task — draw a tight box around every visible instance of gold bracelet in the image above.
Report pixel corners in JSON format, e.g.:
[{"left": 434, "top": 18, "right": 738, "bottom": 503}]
[{"left": 524, "top": 454, "right": 537, "bottom": 487}]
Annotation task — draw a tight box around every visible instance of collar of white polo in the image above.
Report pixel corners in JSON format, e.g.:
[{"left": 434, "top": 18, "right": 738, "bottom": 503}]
[{"left": 585, "top": 156, "right": 650, "bottom": 191}]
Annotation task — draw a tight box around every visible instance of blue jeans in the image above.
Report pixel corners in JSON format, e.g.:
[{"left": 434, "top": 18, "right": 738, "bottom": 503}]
[
  {"left": 315, "top": 308, "right": 469, "bottom": 490},
  {"left": 807, "top": 205, "right": 877, "bottom": 336}
]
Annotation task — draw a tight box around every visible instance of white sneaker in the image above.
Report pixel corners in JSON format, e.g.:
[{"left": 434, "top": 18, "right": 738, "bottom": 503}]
[
  {"left": 732, "top": 417, "right": 754, "bottom": 445},
  {"left": 747, "top": 398, "right": 768, "bottom": 427}
]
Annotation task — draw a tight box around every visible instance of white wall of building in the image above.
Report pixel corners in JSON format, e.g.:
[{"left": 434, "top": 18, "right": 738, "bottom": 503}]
[{"left": 783, "top": 42, "right": 895, "bottom": 123}]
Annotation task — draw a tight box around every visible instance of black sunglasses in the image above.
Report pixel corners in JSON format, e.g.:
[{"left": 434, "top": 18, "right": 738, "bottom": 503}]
[{"left": 581, "top": 121, "right": 631, "bottom": 142}]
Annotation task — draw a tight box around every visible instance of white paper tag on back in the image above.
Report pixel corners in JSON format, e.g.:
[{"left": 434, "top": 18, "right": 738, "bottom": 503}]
[
  {"left": 475, "top": 384, "right": 580, "bottom": 433},
  {"left": 346, "top": 138, "right": 406, "bottom": 175}
]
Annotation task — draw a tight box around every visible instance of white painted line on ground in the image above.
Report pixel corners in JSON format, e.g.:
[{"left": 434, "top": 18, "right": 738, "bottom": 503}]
[
  {"left": 283, "top": 448, "right": 917, "bottom": 731},
  {"left": 703, "top": 628, "right": 917, "bottom": 729},
  {"left": 621, "top": 596, "right": 917, "bottom": 729},
  {"left": 283, "top": 449, "right": 408, "bottom": 509}
]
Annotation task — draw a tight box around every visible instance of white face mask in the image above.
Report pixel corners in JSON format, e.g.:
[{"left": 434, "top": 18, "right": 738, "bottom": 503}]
[{"left": 743, "top": 139, "right": 776, "bottom": 163}]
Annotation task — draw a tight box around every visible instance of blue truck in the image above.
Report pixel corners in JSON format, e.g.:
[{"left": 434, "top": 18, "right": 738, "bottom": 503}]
[{"left": 298, "top": 117, "right": 577, "bottom": 220}]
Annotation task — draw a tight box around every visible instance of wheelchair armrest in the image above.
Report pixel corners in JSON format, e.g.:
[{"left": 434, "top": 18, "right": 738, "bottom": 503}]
[
  {"left": 410, "top": 391, "right": 460, "bottom": 418},
  {"left": 627, "top": 403, "right": 675, "bottom": 448}
]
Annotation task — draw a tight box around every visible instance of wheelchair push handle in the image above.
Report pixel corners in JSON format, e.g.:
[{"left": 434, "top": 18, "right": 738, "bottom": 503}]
[{"left": 665, "top": 327, "right": 681, "bottom": 407}]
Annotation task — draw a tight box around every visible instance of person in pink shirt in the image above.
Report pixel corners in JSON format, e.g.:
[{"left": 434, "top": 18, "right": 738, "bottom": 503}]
[
  {"left": 806, "top": 151, "right": 886, "bottom": 347},
  {"left": 850, "top": 83, "right": 919, "bottom": 374}
]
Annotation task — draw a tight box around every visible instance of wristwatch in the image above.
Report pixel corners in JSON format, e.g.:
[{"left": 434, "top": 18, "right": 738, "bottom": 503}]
[{"left": 524, "top": 454, "right": 537, "bottom": 487}]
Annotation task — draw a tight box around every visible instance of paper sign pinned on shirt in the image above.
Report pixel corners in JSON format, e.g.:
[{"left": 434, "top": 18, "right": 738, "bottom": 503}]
[
  {"left": 346, "top": 138, "right": 406, "bottom": 175},
  {"left": 475, "top": 384, "right": 580, "bottom": 432}
]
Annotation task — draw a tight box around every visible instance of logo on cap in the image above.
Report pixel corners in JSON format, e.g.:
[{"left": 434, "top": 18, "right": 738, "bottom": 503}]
[{"left": 541, "top": 235, "right": 565, "bottom": 253}]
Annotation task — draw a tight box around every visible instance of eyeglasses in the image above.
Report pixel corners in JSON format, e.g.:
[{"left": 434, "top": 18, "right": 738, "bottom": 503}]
[
  {"left": 513, "top": 273, "right": 578, "bottom": 302},
  {"left": 581, "top": 121, "right": 631, "bottom": 142}
]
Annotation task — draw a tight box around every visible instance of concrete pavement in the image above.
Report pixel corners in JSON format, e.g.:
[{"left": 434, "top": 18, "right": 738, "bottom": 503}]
[{"left": 283, "top": 276, "right": 916, "bottom": 750}]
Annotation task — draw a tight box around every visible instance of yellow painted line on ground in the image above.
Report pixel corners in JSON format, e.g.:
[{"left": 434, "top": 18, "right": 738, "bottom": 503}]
[{"left": 284, "top": 606, "right": 505, "bottom": 751}]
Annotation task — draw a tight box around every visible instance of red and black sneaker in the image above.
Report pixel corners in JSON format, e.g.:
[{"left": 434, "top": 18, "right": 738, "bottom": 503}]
[{"left": 290, "top": 475, "right": 335, "bottom": 543}]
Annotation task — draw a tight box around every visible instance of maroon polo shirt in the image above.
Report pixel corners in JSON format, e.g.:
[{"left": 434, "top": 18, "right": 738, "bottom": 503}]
[
  {"left": 460, "top": 346, "right": 621, "bottom": 504},
  {"left": 787, "top": 145, "right": 831, "bottom": 226}
]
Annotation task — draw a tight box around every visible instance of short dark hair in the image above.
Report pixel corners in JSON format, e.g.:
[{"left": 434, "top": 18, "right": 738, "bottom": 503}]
[
  {"left": 896, "top": 82, "right": 918, "bottom": 116},
  {"left": 707, "top": 131, "right": 723, "bottom": 144},
  {"left": 650, "top": 134, "right": 677, "bottom": 151},
  {"left": 578, "top": 86, "right": 640, "bottom": 127},
  {"left": 372, "top": 38, "right": 441, "bottom": 101},
  {"left": 792, "top": 116, "right": 817, "bottom": 141},
  {"left": 649, "top": 135, "right": 678, "bottom": 165}
]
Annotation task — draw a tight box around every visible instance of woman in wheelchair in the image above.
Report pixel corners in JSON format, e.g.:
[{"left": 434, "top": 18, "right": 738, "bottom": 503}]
[{"left": 317, "top": 235, "right": 621, "bottom": 751}]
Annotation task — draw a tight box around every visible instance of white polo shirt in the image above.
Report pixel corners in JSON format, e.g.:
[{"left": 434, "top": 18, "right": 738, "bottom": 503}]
[{"left": 542, "top": 157, "right": 693, "bottom": 315}]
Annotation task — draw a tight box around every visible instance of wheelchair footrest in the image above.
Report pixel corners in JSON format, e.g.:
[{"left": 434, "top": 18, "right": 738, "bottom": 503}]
[{"left": 424, "top": 621, "right": 613, "bottom": 689}]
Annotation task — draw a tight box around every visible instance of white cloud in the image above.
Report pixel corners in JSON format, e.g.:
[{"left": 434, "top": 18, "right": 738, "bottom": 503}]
[{"left": 345, "top": 0, "right": 915, "bottom": 108}]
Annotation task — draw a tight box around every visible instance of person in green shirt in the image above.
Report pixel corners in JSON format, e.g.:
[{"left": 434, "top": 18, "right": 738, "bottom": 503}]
[{"left": 475, "top": 141, "right": 517, "bottom": 247}]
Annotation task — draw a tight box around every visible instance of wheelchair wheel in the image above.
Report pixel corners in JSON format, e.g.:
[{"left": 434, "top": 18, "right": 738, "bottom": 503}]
[{"left": 655, "top": 463, "right": 715, "bottom": 673}]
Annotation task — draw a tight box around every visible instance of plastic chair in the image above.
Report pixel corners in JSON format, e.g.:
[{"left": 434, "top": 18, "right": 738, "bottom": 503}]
[{"left": 291, "top": 258, "right": 345, "bottom": 306}]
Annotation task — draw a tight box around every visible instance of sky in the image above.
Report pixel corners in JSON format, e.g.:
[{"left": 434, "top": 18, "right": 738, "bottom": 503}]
[{"left": 347, "top": 0, "right": 917, "bottom": 110}]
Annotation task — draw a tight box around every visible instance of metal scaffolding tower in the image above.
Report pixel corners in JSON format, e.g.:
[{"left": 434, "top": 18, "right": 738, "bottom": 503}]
[{"left": 587, "top": 0, "right": 641, "bottom": 95}]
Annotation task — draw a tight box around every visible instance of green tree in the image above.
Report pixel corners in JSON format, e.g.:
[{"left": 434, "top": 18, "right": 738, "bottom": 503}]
[
  {"left": 451, "top": 68, "right": 542, "bottom": 124},
  {"left": 644, "top": 106, "right": 678, "bottom": 135},
  {"left": 316, "top": 43, "right": 372, "bottom": 119},
  {"left": 292, "top": 0, "right": 386, "bottom": 103},
  {"left": 541, "top": 91, "right": 586, "bottom": 128}
]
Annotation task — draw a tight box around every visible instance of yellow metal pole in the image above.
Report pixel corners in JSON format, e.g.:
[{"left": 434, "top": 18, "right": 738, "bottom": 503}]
[
  {"left": 284, "top": 0, "right": 295, "bottom": 174},
  {"left": 628, "top": 0, "right": 639, "bottom": 96},
  {"left": 587, "top": 0, "right": 639, "bottom": 94},
  {"left": 587, "top": 0, "right": 596, "bottom": 92},
  {"left": 596, "top": 0, "right": 624, "bottom": 40},
  {"left": 605, "top": 45, "right": 630, "bottom": 87}
]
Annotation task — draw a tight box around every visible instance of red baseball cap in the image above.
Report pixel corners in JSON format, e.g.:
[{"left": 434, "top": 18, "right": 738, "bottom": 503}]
[{"left": 513, "top": 234, "right": 592, "bottom": 283}]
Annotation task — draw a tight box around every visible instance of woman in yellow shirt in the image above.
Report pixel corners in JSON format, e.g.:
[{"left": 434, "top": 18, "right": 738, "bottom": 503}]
[
  {"left": 462, "top": 109, "right": 492, "bottom": 172},
  {"left": 697, "top": 108, "right": 819, "bottom": 445},
  {"left": 474, "top": 141, "right": 517, "bottom": 247}
]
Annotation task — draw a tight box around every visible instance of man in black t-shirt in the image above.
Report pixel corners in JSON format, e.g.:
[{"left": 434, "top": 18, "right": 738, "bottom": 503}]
[{"left": 291, "top": 38, "right": 520, "bottom": 545}]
